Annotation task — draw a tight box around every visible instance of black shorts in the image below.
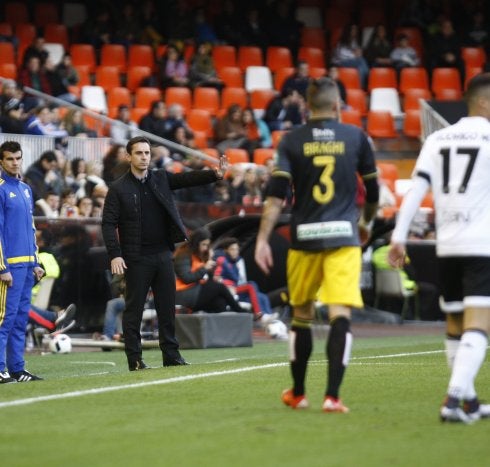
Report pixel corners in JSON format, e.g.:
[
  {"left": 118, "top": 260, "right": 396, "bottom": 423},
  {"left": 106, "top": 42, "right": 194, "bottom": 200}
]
[{"left": 438, "top": 256, "right": 490, "bottom": 313}]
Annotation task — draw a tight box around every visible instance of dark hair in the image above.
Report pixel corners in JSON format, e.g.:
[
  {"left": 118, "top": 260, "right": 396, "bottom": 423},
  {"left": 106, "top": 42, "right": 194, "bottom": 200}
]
[
  {"left": 465, "top": 72, "right": 490, "bottom": 105},
  {"left": 126, "top": 136, "right": 151, "bottom": 154},
  {"left": 189, "top": 227, "right": 211, "bottom": 254},
  {"left": 307, "top": 77, "right": 339, "bottom": 112},
  {"left": 218, "top": 237, "right": 239, "bottom": 250},
  {"left": 0, "top": 140, "right": 22, "bottom": 160},
  {"left": 70, "top": 157, "right": 85, "bottom": 177},
  {"left": 39, "top": 150, "right": 57, "bottom": 163}
]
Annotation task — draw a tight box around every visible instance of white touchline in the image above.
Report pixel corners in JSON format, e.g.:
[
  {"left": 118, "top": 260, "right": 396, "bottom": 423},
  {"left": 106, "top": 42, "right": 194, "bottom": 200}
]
[{"left": 0, "top": 349, "right": 447, "bottom": 410}]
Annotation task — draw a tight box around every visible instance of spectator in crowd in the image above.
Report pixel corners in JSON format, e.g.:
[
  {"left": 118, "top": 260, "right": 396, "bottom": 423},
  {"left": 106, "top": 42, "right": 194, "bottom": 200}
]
[
  {"left": 44, "top": 58, "right": 79, "bottom": 104},
  {"left": 18, "top": 56, "right": 52, "bottom": 106},
  {"left": 28, "top": 303, "right": 76, "bottom": 335},
  {"left": 114, "top": 2, "right": 141, "bottom": 48},
  {"left": 188, "top": 42, "right": 222, "bottom": 89},
  {"left": 463, "top": 10, "right": 488, "bottom": 47},
  {"left": 61, "top": 109, "right": 96, "bottom": 137},
  {"left": 229, "top": 166, "right": 263, "bottom": 205},
  {"left": 214, "top": 237, "right": 277, "bottom": 321},
  {"left": 193, "top": 8, "right": 218, "bottom": 44},
  {"left": 163, "top": 103, "right": 193, "bottom": 141},
  {"left": 242, "top": 107, "right": 272, "bottom": 150},
  {"left": 327, "top": 66, "right": 347, "bottom": 107},
  {"left": 214, "top": 0, "right": 242, "bottom": 46},
  {"left": 21, "top": 36, "right": 49, "bottom": 68},
  {"left": 23, "top": 150, "right": 61, "bottom": 201},
  {"left": 158, "top": 43, "right": 189, "bottom": 89},
  {"left": 163, "top": 0, "right": 194, "bottom": 43},
  {"left": 267, "top": 2, "right": 301, "bottom": 57},
  {"left": 139, "top": 100, "right": 168, "bottom": 141},
  {"left": 102, "top": 145, "right": 128, "bottom": 184},
  {"left": 0, "top": 140, "right": 45, "bottom": 383},
  {"left": 213, "top": 179, "right": 233, "bottom": 205},
  {"left": 174, "top": 227, "right": 249, "bottom": 315},
  {"left": 55, "top": 53, "right": 79, "bottom": 93},
  {"left": 24, "top": 106, "right": 68, "bottom": 138},
  {"left": 364, "top": 24, "right": 393, "bottom": 68},
  {"left": 281, "top": 61, "right": 311, "bottom": 99},
  {"left": 331, "top": 23, "right": 370, "bottom": 88},
  {"left": 240, "top": 7, "right": 268, "bottom": 51},
  {"left": 59, "top": 188, "right": 79, "bottom": 217},
  {"left": 110, "top": 105, "right": 139, "bottom": 146},
  {"left": 102, "top": 136, "right": 227, "bottom": 370},
  {"left": 0, "top": 79, "right": 26, "bottom": 134},
  {"left": 390, "top": 34, "right": 421, "bottom": 73},
  {"left": 77, "top": 196, "right": 94, "bottom": 218},
  {"left": 149, "top": 144, "right": 176, "bottom": 170},
  {"left": 82, "top": 6, "right": 114, "bottom": 50},
  {"left": 33, "top": 190, "right": 60, "bottom": 217},
  {"left": 263, "top": 88, "right": 303, "bottom": 132},
  {"left": 214, "top": 104, "right": 249, "bottom": 154},
  {"left": 98, "top": 274, "right": 126, "bottom": 341},
  {"left": 429, "top": 18, "right": 464, "bottom": 79},
  {"left": 169, "top": 125, "right": 196, "bottom": 160}
]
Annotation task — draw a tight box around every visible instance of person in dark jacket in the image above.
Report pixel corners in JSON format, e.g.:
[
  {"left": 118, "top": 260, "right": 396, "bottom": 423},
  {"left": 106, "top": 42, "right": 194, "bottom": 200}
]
[{"left": 101, "top": 136, "right": 227, "bottom": 371}]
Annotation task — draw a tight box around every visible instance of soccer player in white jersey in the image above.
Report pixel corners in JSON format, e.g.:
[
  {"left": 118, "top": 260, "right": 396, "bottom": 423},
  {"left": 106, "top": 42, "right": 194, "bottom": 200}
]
[{"left": 389, "top": 73, "right": 490, "bottom": 423}]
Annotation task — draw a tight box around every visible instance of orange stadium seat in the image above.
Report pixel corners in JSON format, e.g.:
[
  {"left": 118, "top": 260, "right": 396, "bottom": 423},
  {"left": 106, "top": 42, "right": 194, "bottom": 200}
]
[
  {"left": 266, "top": 47, "right": 293, "bottom": 73},
  {"left": 341, "top": 109, "right": 362, "bottom": 127},
  {"left": 126, "top": 66, "right": 152, "bottom": 92},
  {"left": 250, "top": 89, "right": 276, "bottom": 111},
  {"left": 298, "top": 47, "right": 326, "bottom": 68},
  {"left": 0, "top": 63, "right": 17, "bottom": 79},
  {"left": 301, "top": 27, "right": 327, "bottom": 49},
  {"left": 100, "top": 44, "right": 127, "bottom": 73},
  {"left": 465, "top": 66, "right": 483, "bottom": 88},
  {"left": 309, "top": 67, "right": 327, "bottom": 78},
  {"left": 128, "top": 44, "right": 155, "bottom": 70},
  {"left": 34, "top": 2, "right": 60, "bottom": 28},
  {"left": 165, "top": 87, "right": 192, "bottom": 114},
  {"left": 187, "top": 109, "right": 213, "bottom": 138},
  {"left": 434, "top": 88, "right": 463, "bottom": 100},
  {"left": 193, "top": 130, "right": 208, "bottom": 149},
  {"left": 220, "top": 87, "right": 248, "bottom": 111},
  {"left": 193, "top": 87, "right": 220, "bottom": 115},
  {"left": 74, "top": 65, "right": 91, "bottom": 86},
  {"left": 376, "top": 162, "right": 399, "bottom": 192},
  {"left": 0, "top": 43, "right": 15, "bottom": 65},
  {"left": 44, "top": 23, "right": 69, "bottom": 50},
  {"left": 274, "top": 67, "right": 295, "bottom": 91},
  {"left": 399, "top": 67, "right": 429, "bottom": 94},
  {"left": 225, "top": 148, "right": 249, "bottom": 164},
  {"left": 238, "top": 46, "right": 263, "bottom": 71},
  {"left": 367, "top": 110, "right": 397, "bottom": 138},
  {"left": 134, "top": 87, "right": 162, "bottom": 110},
  {"left": 346, "top": 88, "right": 367, "bottom": 115},
  {"left": 107, "top": 87, "right": 132, "bottom": 110},
  {"left": 324, "top": 7, "right": 352, "bottom": 33},
  {"left": 431, "top": 67, "right": 462, "bottom": 95},
  {"left": 403, "top": 109, "right": 421, "bottom": 138},
  {"left": 367, "top": 67, "right": 397, "bottom": 92},
  {"left": 253, "top": 148, "right": 275, "bottom": 166},
  {"left": 131, "top": 108, "right": 147, "bottom": 125},
  {"left": 359, "top": 6, "right": 386, "bottom": 28},
  {"left": 70, "top": 44, "right": 96, "bottom": 72},
  {"left": 95, "top": 66, "right": 121, "bottom": 92},
  {"left": 338, "top": 67, "right": 361, "bottom": 89},
  {"left": 0, "top": 23, "right": 13, "bottom": 37},
  {"left": 201, "top": 147, "right": 220, "bottom": 166},
  {"left": 403, "top": 88, "right": 431, "bottom": 111},
  {"left": 271, "top": 130, "right": 286, "bottom": 148},
  {"left": 212, "top": 45, "right": 237, "bottom": 69},
  {"left": 461, "top": 47, "right": 486, "bottom": 69},
  {"left": 15, "top": 23, "right": 36, "bottom": 46},
  {"left": 4, "top": 2, "right": 29, "bottom": 26},
  {"left": 218, "top": 66, "right": 243, "bottom": 88}
]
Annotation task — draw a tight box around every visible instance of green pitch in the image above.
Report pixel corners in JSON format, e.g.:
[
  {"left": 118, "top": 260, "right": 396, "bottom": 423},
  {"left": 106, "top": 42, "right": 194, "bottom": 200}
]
[{"left": 2, "top": 334, "right": 489, "bottom": 467}]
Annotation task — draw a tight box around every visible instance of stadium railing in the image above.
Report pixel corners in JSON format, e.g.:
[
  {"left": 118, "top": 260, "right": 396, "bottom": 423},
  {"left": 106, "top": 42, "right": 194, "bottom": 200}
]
[{"left": 420, "top": 99, "right": 450, "bottom": 141}]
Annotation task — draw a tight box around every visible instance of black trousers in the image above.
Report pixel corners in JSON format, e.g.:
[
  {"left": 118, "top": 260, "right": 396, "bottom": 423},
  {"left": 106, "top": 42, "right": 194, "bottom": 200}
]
[{"left": 124, "top": 251, "right": 179, "bottom": 363}]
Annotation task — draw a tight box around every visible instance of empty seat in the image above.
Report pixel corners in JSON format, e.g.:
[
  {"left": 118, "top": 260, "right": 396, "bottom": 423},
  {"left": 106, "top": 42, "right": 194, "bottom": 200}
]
[
  {"left": 341, "top": 109, "right": 362, "bottom": 127},
  {"left": 298, "top": 47, "right": 326, "bottom": 68},
  {"left": 187, "top": 109, "right": 213, "bottom": 137},
  {"left": 131, "top": 107, "right": 147, "bottom": 125},
  {"left": 434, "top": 88, "right": 463, "bottom": 100},
  {"left": 192, "top": 130, "right": 208, "bottom": 149},
  {"left": 403, "top": 109, "right": 421, "bottom": 138},
  {"left": 253, "top": 148, "right": 275, "bottom": 165},
  {"left": 212, "top": 45, "right": 237, "bottom": 69},
  {"left": 403, "top": 88, "right": 431, "bottom": 111},
  {"left": 367, "top": 110, "right": 397, "bottom": 138},
  {"left": 74, "top": 65, "right": 91, "bottom": 86},
  {"left": 218, "top": 66, "right": 243, "bottom": 88},
  {"left": 309, "top": 67, "right": 327, "bottom": 78},
  {"left": 165, "top": 87, "right": 192, "bottom": 114},
  {"left": 0, "top": 23, "right": 13, "bottom": 37},
  {"left": 274, "top": 67, "right": 295, "bottom": 91},
  {"left": 95, "top": 66, "right": 121, "bottom": 92},
  {"left": 4, "top": 2, "right": 29, "bottom": 25},
  {"left": 44, "top": 23, "right": 69, "bottom": 50},
  {"left": 134, "top": 87, "right": 162, "bottom": 110},
  {"left": 338, "top": 67, "right": 361, "bottom": 89},
  {"left": 271, "top": 130, "right": 286, "bottom": 148},
  {"left": 44, "top": 43, "right": 65, "bottom": 65},
  {"left": 250, "top": 89, "right": 276, "bottom": 111},
  {"left": 346, "top": 88, "right": 367, "bottom": 115},
  {"left": 465, "top": 66, "right": 483, "bottom": 88},
  {"left": 370, "top": 88, "right": 403, "bottom": 118},
  {"left": 0, "top": 63, "right": 17, "bottom": 79},
  {"left": 220, "top": 87, "right": 248, "bottom": 111},
  {"left": 431, "top": 67, "right": 462, "bottom": 95},
  {"left": 300, "top": 27, "right": 327, "bottom": 49},
  {"left": 34, "top": 2, "right": 60, "bottom": 27},
  {"left": 0, "top": 43, "right": 15, "bottom": 65},
  {"left": 15, "top": 22, "right": 36, "bottom": 45},
  {"left": 107, "top": 86, "right": 132, "bottom": 110},
  {"left": 225, "top": 148, "right": 249, "bottom": 164},
  {"left": 193, "top": 87, "right": 220, "bottom": 115},
  {"left": 128, "top": 44, "right": 155, "bottom": 70},
  {"left": 461, "top": 47, "right": 486, "bottom": 69},
  {"left": 266, "top": 47, "right": 293, "bottom": 73},
  {"left": 81, "top": 85, "right": 108, "bottom": 113},
  {"left": 126, "top": 66, "right": 152, "bottom": 92},
  {"left": 100, "top": 44, "right": 127, "bottom": 73},
  {"left": 367, "top": 67, "right": 397, "bottom": 92},
  {"left": 70, "top": 44, "right": 96, "bottom": 72},
  {"left": 238, "top": 46, "right": 263, "bottom": 71},
  {"left": 245, "top": 66, "right": 273, "bottom": 92},
  {"left": 399, "top": 67, "right": 429, "bottom": 94}
]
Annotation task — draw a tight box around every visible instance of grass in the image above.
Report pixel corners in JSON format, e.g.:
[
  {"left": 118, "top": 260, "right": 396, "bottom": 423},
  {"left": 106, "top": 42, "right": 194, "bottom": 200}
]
[{"left": 2, "top": 333, "right": 490, "bottom": 467}]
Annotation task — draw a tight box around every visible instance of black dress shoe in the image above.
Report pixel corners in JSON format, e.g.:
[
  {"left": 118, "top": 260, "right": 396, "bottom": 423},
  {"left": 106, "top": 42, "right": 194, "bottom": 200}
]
[
  {"left": 163, "top": 356, "right": 189, "bottom": 366},
  {"left": 128, "top": 359, "right": 150, "bottom": 371}
]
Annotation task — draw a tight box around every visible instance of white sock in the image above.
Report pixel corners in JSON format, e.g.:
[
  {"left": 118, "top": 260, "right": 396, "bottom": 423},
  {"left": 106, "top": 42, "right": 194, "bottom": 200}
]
[
  {"left": 444, "top": 337, "right": 459, "bottom": 369},
  {"left": 447, "top": 331, "right": 487, "bottom": 400}
]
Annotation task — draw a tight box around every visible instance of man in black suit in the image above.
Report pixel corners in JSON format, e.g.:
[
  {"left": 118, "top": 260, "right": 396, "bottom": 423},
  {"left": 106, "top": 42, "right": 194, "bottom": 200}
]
[{"left": 102, "top": 136, "right": 226, "bottom": 371}]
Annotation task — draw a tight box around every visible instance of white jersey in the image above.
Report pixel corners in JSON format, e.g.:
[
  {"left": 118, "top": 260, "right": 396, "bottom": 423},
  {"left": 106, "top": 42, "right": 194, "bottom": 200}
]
[{"left": 415, "top": 116, "right": 490, "bottom": 256}]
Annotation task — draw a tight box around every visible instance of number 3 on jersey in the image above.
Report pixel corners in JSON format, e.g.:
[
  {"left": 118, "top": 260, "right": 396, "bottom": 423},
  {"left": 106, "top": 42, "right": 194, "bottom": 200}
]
[
  {"left": 313, "top": 155, "right": 336, "bottom": 204},
  {"left": 440, "top": 147, "right": 479, "bottom": 194}
]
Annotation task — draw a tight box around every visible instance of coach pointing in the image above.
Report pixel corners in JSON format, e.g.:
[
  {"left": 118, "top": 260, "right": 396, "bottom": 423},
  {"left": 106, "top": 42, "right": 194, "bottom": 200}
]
[{"left": 102, "top": 136, "right": 226, "bottom": 371}]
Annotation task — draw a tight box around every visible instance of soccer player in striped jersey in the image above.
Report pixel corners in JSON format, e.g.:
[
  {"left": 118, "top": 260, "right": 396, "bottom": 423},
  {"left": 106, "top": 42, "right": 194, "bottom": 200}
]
[
  {"left": 255, "top": 77, "right": 379, "bottom": 412},
  {"left": 389, "top": 73, "right": 490, "bottom": 423}
]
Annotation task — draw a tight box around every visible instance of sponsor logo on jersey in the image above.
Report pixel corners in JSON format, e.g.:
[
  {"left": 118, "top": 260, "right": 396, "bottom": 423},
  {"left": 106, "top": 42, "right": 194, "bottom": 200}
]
[
  {"left": 312, "top": 128, "right": 335, "bottom": 140},
  {"left": 297, "top": 221, "right": 353, "bottom": 240},
  {"left": 9, "top": 191, "right": 16, "bottom": 198},
  {"left": 24, "top": 188, "right": 30, "bottom": 198}
]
